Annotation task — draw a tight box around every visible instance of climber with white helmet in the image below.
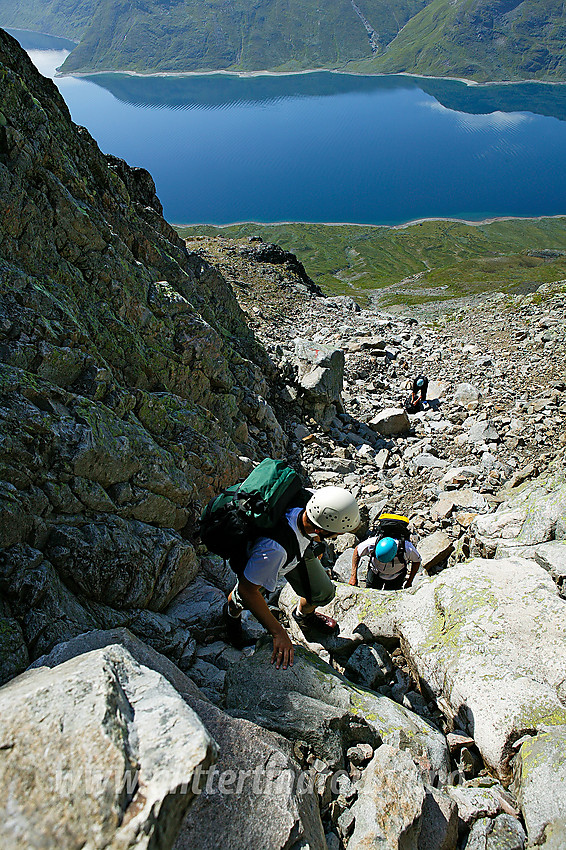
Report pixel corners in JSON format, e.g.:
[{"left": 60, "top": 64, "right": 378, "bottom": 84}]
[{"left": 225, "top": 485, "right": 360, "bottom": 668}]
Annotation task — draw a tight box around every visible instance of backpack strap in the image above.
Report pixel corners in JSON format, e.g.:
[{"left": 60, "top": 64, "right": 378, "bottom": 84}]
[{"left": 268, "top": 511, "right": 313, "bottom": 604}]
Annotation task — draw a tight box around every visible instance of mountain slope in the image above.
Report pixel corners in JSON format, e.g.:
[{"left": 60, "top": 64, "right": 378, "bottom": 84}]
[
  {"left": 0, "top": 0, "right": 428, "bottom": 74},
  {"left": 2, "top": 0, "right": 566, "bottom": 81},
  {"left": 361, "top": 0, "right": 566, "bottom": 81},
  {"left": 0, "top": 0, "right": 97, "bottom": 41},
  {"left": 0, "top": 25, "right": 298, "bottom": 670}
]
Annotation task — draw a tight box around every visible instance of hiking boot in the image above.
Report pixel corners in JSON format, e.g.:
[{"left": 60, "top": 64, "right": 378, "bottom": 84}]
[
  {"left": 292, "top": 608, "right": 339, "bottom": 636},
  {"left": 222, "top": 601, "right": 249, "bottom": 650}
]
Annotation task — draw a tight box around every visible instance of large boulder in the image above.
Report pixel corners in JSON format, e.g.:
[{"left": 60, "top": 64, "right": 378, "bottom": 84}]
[
  {"left": 473, "top": 469, "right": 566, "bottom": 558},
  {"left": 533, "top": 541, "right": 566, "bottom": 595},
  {"left": 174, "top": 697, "right": 327, "bottom": 850},
  {"left": 514, "top": 725, "right": 566, "bottom": 847},
  {"left": 464, "top": 814, "right": 526, "bottom": 850},
  {"left": 418, "top": 531, "right": 454, "bottom": 573},
  {"left": 294, "top": 338, "right": 345, "bottom": 423},
  {"left": 28, "top": 627, "right": 205, "bottom": 702},
  {"left": 164, "top": 575, "right": 227, "bottom": 640},
  {"left": 394, "top": 559, "right": 566, "bottom": 780},
  {"left": 0, "top": 644, "right": 216, "bottom": 850},
  {"left": 20, "top": 628, "right": 331, "bottom": 850},
  {"left": 225, "top": 641, "right": 450, "bottom": 778},
  {"left": 453, "top": 383, "right": 482, "bottom": 407},
  {"left": 467, "top": 420, "right": 500, "bottom": 444},
  {"left": 431, "top": 489, "right": 487, "bottom": 521},
  {"left": 370, "top": 407, "right": 411, "bottom": 437},
  {"left": 348, "top": 745, "right": 426, "bottom": 850},
  {"left": 348, "top": 745, "right": 458, "bottom": 850}
]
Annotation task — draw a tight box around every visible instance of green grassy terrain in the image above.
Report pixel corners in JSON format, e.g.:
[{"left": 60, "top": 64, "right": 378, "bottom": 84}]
[
  {"left": 0, "top": 0, "right": 96, "bottom": 41},
  {"left": 175, "top": 218, "right": 566, "bottom": 306},
  {"left": 353, "top": 0, "right": 566, "bottom": 82},
  {"left": 0, "top": 0, "right": 426, "bottom": 75}
]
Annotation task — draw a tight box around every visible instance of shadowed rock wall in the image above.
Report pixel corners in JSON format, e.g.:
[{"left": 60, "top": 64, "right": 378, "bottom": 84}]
[{"left": 0, "top": 27, "right": 287, "bottom": 678}]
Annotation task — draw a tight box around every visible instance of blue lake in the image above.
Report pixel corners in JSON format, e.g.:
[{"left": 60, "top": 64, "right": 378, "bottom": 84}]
[{"left": 8, "top": 27, "right": 566, "bottom": 226}]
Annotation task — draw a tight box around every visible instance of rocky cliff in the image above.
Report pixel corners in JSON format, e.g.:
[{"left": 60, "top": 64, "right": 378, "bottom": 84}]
[
  {"left": 1, "top": 25, "right": 566, "bottom": 850},
  {"left": 0, "top": 25, "right": 295, "bottom": 674}
]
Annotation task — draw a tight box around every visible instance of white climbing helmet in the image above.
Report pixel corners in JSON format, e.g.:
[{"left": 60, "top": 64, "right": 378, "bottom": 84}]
[{"left": 306, "top": 486, "right": 360, "bottom": 534}]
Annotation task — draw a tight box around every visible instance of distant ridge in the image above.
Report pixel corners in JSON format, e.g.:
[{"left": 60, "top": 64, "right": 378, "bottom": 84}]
[{"left": 1, "top": 0, "right": 565, "bottom": 81}]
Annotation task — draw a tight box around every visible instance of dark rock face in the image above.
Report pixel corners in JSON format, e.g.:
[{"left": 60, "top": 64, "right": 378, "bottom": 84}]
[
  {"left": 238, "top": 242, "right": 323, "bottom": 295},
  {"left": 0, "top": 28, "right": 288, "bottom": 679}
]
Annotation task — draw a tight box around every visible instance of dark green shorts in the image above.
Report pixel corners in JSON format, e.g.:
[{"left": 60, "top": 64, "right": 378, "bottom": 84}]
[{"left": 284, "top": 551, "right": 336, "bottom": 606}]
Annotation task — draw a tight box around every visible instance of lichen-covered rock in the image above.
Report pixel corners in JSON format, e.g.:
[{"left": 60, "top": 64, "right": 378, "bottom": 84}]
[
  {"left": 280, "top": 579, "right": 402, "bottom": 645},
  {"left": 473, "top": 469, "right": 566, "bottom": 557},
  {"left": 395, "top": 558, "right": 566, "bottom": 780},
  {"left": 45, "top": 517, "right": 198, "bottom": 610},
  {"left": 464, "top": 814, "right": 526, "bottom": 850},
  {"left": 514, "top": 726, "right": 566, "bottom": 846},
  {"left": 225, "top": 641, "right": 449, "bottom": 777},
  {"left": 0, "top": 644, "right": 217, "bottom": 850}
]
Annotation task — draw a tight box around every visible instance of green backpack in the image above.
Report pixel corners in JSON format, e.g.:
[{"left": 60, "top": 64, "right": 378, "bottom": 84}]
[{"left": 198, "top": 458, "right": 310, "bottom": 579}]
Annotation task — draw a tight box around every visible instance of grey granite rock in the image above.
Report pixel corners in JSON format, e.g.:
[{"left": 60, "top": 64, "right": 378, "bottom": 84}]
[
  {"left": 370, "top": 407, "right": 411, "bottom": 437},
  {"left": 464, "top": 814, "right": 526, "bottom": 850},
  {"left": 174, "top": 697, "right": 326, "bottom": 850},
  {"left": 28, "top": 626, "right": 206, "bottom": 702},
  {"left": 0, "top": 644, "right": 216, "bottom": 850},
  {"left": 514, "top": 725, "right": 566, "bottom": 846},
  {"left": 348, "top": 745, "right": 425, "bottom": 850},
  {"left": 225, "top": 641, "right": 449, "bottom": 777}
]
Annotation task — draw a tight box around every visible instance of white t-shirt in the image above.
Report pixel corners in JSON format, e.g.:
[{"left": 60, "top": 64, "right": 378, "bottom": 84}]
[
  {"left": 356, "top": 536, "right": 421, "bottom": 580},
  {"left": 243, "top": 507, "right": 311, "bottom": 592}
]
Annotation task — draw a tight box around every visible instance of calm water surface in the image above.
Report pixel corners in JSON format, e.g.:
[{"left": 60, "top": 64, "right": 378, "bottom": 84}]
[{"left": 9, "top": 28, "right": 566, "bottom": 226}]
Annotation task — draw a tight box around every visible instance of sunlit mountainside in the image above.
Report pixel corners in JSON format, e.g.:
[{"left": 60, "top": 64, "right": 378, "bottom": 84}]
[{"left": 2, "top": 0, "right": 565, "bottom": 81}]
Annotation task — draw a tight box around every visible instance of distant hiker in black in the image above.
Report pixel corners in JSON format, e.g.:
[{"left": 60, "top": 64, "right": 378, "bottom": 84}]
[{"left": 405, "top": 375, "right": 428, "bottom": 414}]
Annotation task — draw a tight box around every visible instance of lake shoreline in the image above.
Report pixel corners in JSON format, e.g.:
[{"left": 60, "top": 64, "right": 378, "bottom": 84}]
[
  {"left": 173, "top": 214, "right": 566, "bottom": 231},
  {"left": 7, "top": 26, "right": 566, "bottom": 87},
  {"left": 59, "top": 65, "right": 566, "bottom": 89}
]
